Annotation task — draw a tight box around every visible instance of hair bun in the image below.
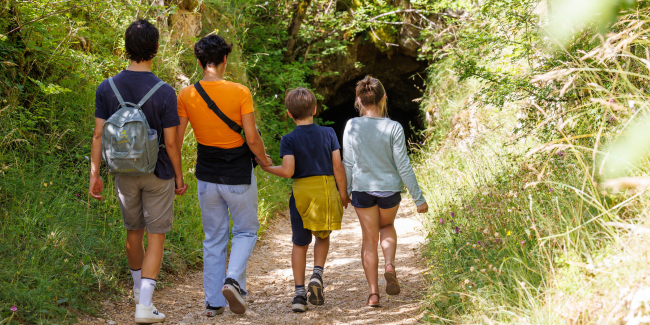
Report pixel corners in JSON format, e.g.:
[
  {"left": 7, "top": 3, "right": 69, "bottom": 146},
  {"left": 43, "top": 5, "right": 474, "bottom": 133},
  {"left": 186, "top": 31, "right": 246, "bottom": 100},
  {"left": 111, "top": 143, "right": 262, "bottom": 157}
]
[{"left": 355, "top": 75, "right": 387, "bottom": 116}]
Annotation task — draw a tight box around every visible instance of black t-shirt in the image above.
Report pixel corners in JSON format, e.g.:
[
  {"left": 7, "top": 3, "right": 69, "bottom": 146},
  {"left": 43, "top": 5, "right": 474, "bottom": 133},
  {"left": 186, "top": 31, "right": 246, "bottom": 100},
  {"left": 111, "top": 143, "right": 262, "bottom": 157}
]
[
  {"left": 94, "top": 70, "right": 180, "bottom": 180},
  {"left": 280, "top": 124, "right": 340, "bottom": 179}
]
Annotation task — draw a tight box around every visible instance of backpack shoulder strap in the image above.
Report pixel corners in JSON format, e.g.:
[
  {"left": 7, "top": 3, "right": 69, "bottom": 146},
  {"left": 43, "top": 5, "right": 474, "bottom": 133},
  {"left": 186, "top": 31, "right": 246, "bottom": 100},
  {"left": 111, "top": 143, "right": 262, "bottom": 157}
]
[
  {"left": 194, "top": 81, "right": 243, "bottom": 135},
  {"left": 136, "top": 81, "right": 166, "bottom": 108},
  {"left": 108, "top": 77, "right": 126, "bottom": 107}
]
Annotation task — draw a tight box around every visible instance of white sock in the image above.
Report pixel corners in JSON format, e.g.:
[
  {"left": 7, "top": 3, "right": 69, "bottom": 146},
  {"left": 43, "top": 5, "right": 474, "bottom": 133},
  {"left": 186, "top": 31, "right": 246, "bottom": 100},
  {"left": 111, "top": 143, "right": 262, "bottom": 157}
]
[
  {"left": 130, "top": 269, "right": 141, "bottom": 291},
  {"left": 139, "top": 278, "right": 156, "bottom": 307}
]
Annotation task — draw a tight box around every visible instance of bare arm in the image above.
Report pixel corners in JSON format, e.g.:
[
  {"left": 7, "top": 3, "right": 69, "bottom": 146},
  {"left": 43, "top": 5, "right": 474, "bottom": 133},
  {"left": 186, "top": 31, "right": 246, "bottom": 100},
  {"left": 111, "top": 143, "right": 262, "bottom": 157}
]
[
  {"left": 164, "top": 126, "right": 187, "bottom": 195},
  {"left": 176, "top": 116, "right": 189, "bottom": 149},
  {"left": 259, "top": 155, "right": 295, "bottom": 178},
  {"left": 332, "top": 149, "right": 350, "bottom": 208},
  {"left": 242, "top": 112, "right": 271, "bottom": 167},
  {"left": 89, "top": 118, "right": 105, "bottom": 201}
]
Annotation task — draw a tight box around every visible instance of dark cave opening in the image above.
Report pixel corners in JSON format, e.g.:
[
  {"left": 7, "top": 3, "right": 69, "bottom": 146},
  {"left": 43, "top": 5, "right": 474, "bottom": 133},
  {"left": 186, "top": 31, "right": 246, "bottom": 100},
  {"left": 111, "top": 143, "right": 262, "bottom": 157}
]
[{"left": 319, "top": 74, "right": 427, "bottom": 150}]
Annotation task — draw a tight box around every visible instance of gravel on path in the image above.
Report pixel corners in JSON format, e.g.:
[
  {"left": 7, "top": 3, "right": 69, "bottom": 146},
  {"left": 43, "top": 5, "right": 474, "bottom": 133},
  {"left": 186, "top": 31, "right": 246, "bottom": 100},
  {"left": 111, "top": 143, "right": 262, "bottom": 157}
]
[{"left": 83, "top": 199, "right": 427, "bottom": 324}]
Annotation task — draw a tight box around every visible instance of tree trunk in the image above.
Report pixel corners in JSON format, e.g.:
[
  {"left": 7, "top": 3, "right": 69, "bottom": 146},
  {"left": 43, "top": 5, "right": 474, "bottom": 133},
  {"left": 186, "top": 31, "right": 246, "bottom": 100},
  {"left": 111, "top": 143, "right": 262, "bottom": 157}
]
[{"left": 284, "top": 0, "right": 312, "bottom": 63}]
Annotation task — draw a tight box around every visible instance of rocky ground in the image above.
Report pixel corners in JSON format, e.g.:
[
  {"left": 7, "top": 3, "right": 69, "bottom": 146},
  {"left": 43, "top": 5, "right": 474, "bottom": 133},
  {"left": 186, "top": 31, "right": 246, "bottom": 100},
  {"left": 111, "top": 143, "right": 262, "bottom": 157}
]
[{"left": 82, "top": 199, "right": 427, "bottom": 324}]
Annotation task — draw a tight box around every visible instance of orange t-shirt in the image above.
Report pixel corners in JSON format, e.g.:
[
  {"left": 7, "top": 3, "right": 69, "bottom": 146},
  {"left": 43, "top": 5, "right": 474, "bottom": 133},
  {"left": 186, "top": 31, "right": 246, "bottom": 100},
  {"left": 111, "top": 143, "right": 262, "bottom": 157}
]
[{"left": 177, "top": 80, "right": 254, "bottom": 149}]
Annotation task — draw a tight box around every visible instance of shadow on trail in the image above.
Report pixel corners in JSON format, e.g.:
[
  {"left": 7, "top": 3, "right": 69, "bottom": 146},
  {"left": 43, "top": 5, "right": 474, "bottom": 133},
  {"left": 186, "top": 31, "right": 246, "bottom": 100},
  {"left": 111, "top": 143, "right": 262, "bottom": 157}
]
[{"left": 83, "top": 200, "right": 428, "bottom": 324}]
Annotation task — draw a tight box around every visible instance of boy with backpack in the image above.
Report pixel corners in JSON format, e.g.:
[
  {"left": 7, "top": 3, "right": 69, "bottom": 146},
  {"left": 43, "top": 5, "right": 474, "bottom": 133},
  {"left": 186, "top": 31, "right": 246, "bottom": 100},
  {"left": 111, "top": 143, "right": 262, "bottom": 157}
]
[
  {"left": 257, "top": 88, "right": 350, "bottom": 312},
  {"left": 89, "top": 19, "right": 187, "bottom": 324}
]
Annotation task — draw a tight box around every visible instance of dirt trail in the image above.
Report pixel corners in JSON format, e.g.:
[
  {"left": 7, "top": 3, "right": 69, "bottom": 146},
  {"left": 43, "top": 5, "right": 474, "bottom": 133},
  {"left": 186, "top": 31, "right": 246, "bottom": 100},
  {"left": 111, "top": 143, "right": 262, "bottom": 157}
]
[{"left": 85, "top": 199, "right": 427, "bottom": 324}]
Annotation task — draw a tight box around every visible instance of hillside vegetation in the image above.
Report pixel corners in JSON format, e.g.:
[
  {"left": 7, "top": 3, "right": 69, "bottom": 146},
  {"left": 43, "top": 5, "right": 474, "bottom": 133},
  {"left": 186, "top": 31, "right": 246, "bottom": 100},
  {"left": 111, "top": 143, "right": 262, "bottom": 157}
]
[
  {"left": 2, "top": 0, "right": 650, "bottom": 324},
  {"left": 0, "top": 1, "right": 288, "bottom": 323},
  {"left": 413, "top": 0, "right": 650, "bottom": 323}
]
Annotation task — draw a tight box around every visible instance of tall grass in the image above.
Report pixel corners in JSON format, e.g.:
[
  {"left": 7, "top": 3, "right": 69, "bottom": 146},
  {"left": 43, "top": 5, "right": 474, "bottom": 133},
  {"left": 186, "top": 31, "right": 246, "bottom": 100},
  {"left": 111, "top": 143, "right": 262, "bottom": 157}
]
[{"left": 415, "top": 6, "right": 650, "bottom": 323}]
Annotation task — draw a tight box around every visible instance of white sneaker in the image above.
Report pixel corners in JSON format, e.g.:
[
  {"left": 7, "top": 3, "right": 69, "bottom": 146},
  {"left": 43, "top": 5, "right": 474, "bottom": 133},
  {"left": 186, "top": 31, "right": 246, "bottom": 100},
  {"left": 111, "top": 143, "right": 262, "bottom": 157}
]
[
  {"left": 134, "top": 289, "right": 140, "bottom": 304},
  {"left": 135, "top": 303, "right": 165, "bottom": 323}
]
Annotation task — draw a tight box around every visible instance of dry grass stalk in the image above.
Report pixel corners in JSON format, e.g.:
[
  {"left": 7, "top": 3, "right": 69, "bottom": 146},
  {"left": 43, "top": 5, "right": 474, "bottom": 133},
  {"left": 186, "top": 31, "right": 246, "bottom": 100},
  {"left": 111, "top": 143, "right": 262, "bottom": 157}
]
[{"left": 601, "top": 177, "right": 650, "bottom": 193}]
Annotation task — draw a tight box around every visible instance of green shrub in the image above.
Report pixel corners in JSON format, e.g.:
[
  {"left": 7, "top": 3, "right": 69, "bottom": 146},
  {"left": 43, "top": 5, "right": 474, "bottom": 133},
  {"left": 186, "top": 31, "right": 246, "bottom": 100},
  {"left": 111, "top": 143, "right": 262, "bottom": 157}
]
[
  {"left": 0, "top": 1, "right": 292, "bottom": 323},
  {"left": 415, "top": 1, "right": 650, "bottom": 322}
]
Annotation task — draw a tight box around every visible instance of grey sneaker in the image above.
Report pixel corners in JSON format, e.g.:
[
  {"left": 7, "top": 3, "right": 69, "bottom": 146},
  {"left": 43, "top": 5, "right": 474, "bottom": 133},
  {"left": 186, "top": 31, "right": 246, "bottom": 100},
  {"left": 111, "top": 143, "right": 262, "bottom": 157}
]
[
  {"left": 291, "top": 295, "right": 308, "bottom": 313},
  {"left": 308, "top": 274, "right": 324, "bottom": 305}
]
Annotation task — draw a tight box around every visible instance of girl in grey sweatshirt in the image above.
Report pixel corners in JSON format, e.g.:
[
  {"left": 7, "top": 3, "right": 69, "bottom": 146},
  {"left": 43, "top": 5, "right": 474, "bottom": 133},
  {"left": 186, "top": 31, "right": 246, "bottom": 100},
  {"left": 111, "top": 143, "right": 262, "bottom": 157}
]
[{"left": 342, "top": 76, "right": 428, "bottom": 307}]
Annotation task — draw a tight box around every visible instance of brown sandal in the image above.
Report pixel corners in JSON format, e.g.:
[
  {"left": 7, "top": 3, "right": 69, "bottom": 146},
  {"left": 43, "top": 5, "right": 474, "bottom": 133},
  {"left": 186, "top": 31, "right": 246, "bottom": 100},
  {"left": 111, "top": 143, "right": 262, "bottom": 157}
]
[
  {"left": 384, "top": 264, "right": 401, "bottom": 295},
  {"left": 366, "top": 293, "right": 380, "bottom": 307}
]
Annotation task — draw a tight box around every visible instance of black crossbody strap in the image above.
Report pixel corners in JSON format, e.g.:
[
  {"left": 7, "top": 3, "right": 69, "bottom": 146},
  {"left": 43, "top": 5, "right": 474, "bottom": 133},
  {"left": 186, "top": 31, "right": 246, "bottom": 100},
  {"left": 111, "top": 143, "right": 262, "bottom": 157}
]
[{"left": 194, "top": 82, "right": 243, "bottom": 135}]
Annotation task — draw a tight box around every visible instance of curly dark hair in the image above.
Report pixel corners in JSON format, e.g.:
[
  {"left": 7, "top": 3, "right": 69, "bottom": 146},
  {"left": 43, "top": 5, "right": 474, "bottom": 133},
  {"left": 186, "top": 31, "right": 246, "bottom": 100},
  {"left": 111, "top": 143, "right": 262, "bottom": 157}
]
[
  {"left": 124, "top": 19, "right": 159, "bottom": 63},
  {"left": 194, "top": 34, "right": 233, "bottom": 68}
]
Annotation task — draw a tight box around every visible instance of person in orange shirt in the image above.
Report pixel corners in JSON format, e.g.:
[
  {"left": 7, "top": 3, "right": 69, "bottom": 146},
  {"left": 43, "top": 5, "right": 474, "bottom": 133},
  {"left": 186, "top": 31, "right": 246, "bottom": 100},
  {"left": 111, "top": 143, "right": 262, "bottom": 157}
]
[{"left": 176, "top": 34, "right": 271, "bottom": 316}]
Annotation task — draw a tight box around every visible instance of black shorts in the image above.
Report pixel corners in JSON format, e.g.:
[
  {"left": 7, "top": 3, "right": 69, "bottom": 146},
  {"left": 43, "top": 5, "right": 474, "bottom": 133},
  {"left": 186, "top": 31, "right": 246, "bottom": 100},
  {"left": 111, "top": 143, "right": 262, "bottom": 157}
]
[
  {"left": 289, "top": 194, "right": 314, "bottom": 246},
  {"left": 351, "top": 191, "right": 402, "bottom": 209}
]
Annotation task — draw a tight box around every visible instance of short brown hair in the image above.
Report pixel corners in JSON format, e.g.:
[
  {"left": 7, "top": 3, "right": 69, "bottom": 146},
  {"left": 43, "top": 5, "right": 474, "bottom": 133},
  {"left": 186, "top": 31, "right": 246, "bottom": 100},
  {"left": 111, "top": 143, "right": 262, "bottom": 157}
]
[
  {"left": 285, "top": 88, "right": 316, "bottom": 120},
  {"left": 355, "top": 76, "right": 387, "bottom": 117}
]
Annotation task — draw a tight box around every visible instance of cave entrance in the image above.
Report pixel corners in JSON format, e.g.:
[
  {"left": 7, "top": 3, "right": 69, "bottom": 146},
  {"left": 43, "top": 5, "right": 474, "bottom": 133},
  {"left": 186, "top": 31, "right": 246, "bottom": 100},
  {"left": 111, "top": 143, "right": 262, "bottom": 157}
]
[
  {"left": 319, "top": 73, "right": 426, "bottom": 150},
  {"left": 316, "top": 40, "right": 428, "bottom": 150}
]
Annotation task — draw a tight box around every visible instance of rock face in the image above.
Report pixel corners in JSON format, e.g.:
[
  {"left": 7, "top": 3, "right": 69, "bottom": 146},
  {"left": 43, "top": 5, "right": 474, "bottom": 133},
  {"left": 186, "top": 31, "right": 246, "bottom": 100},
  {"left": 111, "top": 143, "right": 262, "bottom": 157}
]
[
  {"left": 162, "top": 0, "right": 203, "bottom": 42},
  {"left": 312, "top": 5, "right": 436, "bottom": 111},
  {"left": 315, "top": 33, "right": 428, "bottom": 146},
  {"left": 313, "top": 33, "right": 427, "bottom": 110},
  {"left": 165, "top": 0, "right": 202, "bottom": 11},
  {"left": 398, "top": 23, "right": 421, "bottom": 57},
  {"left": 169, "top": 10, "right": 202, "bottom": 42}
]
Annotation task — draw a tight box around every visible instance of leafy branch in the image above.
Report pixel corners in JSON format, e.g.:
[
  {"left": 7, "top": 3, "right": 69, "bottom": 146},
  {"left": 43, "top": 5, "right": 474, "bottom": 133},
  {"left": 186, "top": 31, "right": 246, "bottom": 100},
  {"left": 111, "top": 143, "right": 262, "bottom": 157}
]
[{"left": 1, "top": 3, "right": 93, "bottom": 37}]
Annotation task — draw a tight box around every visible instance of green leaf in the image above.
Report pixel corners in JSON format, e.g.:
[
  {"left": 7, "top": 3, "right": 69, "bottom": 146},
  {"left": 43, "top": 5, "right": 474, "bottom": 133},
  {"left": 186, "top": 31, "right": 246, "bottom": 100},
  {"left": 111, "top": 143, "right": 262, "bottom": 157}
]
[{"left": 28, "top": 77, "right": 72, "bottom": 95}]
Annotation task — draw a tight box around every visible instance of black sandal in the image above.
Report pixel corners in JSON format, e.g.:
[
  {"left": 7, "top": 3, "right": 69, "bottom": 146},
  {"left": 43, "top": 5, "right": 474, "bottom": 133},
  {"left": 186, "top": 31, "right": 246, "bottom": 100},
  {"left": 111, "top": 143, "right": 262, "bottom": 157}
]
[{"left": 366, "top": 293, "right": 380, "bottom": 307}]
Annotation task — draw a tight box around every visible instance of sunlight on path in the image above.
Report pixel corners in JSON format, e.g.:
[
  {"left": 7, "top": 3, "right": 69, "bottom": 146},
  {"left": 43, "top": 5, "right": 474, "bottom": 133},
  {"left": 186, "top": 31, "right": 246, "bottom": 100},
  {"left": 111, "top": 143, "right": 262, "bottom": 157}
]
[{"left": 83, "top": 199, "right": 427, "bottom": 324}]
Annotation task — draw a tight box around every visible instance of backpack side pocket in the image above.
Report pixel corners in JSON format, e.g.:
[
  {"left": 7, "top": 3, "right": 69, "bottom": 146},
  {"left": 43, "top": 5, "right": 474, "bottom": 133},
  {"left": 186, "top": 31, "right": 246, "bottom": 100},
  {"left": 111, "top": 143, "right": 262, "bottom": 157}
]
[{"left": 147, "top": 129, "right": 159, "bottom": 174}]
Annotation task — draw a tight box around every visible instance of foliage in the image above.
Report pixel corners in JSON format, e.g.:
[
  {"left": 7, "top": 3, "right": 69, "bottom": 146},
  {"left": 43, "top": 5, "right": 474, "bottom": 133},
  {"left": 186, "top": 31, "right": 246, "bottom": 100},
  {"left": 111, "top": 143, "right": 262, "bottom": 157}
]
[
  {"left": 415, "top": 0, "right": 650, "bottom": 322},
  {"left": 238, "top": 0, "right": 470, "bottom": 155},
  {"left": 548, "top": 0, "right": 642, "bottom": 44},
  {"left": 1, "top": 2, "right": 142, "bottom": 322},
  {"left": 0, "top": 1, "right": 288, "bottom": 323},
  {"left": 5, "top": 0, "right": 649, "bottom": 322}
]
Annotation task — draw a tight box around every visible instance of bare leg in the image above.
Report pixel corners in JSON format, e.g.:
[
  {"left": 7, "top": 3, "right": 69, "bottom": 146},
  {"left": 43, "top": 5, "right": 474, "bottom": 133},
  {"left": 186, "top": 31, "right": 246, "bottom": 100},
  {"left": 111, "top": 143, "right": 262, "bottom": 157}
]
[
  {"left": 355, "top": 206, "right": 380, "bottom": 305},
  {"left": 378, "top": 205, "right": 400, "bottom": 273},
  {"left": 292, "top": 244, "right": 309, "bottom": 286},
  {"left": 313, "top": 235, "right": 330, "bottom": 268},
  {"left": 126, "top": 228, "right": 145, "bottom": 270},
  {"left": 142, "top": 233, "right": 166, "bottom": 280}
]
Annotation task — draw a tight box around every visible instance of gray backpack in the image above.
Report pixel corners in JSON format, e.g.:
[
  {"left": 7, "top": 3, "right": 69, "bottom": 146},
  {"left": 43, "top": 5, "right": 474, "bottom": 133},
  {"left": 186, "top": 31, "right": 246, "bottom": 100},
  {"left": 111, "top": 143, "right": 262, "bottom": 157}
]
[{"left": 101, "top": 77, "right": 166, "bottom": 175}]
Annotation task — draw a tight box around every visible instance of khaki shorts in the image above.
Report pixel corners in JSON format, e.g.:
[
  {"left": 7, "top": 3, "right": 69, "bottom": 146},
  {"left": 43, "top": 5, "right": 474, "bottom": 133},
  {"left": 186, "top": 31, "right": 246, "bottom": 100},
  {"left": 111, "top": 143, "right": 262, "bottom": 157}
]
[{"left": 115, "top": 174, "right": 175, "bottom": 234}]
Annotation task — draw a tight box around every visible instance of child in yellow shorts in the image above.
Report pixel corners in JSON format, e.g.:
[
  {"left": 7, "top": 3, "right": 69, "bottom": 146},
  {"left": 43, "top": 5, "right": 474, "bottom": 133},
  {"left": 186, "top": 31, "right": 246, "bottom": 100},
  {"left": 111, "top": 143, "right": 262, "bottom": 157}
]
[{"left": 257, "top": 88, "right": 350, "bottom": 312}]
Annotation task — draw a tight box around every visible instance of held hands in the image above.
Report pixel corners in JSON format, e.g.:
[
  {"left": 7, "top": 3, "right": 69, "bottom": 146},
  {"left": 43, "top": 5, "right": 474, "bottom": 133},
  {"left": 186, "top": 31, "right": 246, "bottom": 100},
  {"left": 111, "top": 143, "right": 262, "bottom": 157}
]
[
  {"left": 340, "top": 193, "right": 351, "bottom": 209},
  {"left": 417, "top": 202, "right": 429, "bottom": 214},
  {"left": 255, "top": 154, "right": 273, "bottom": 168},
  {"left": 89, "top": 174, "right": 104, "bottom": 201},
  {"left": 175, "top": 178, "right": 188, "bottom": 196}
]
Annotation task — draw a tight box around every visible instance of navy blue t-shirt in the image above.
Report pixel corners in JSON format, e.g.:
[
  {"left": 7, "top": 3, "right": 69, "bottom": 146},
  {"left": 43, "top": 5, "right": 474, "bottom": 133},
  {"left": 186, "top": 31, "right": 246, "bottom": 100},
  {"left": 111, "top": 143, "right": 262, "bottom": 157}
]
[
  {"left": 94, "top": 70, "right": 180, "bottom": 180},
  {"left": 280, "top": 124, "right": 340, "bottom": 179}
]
